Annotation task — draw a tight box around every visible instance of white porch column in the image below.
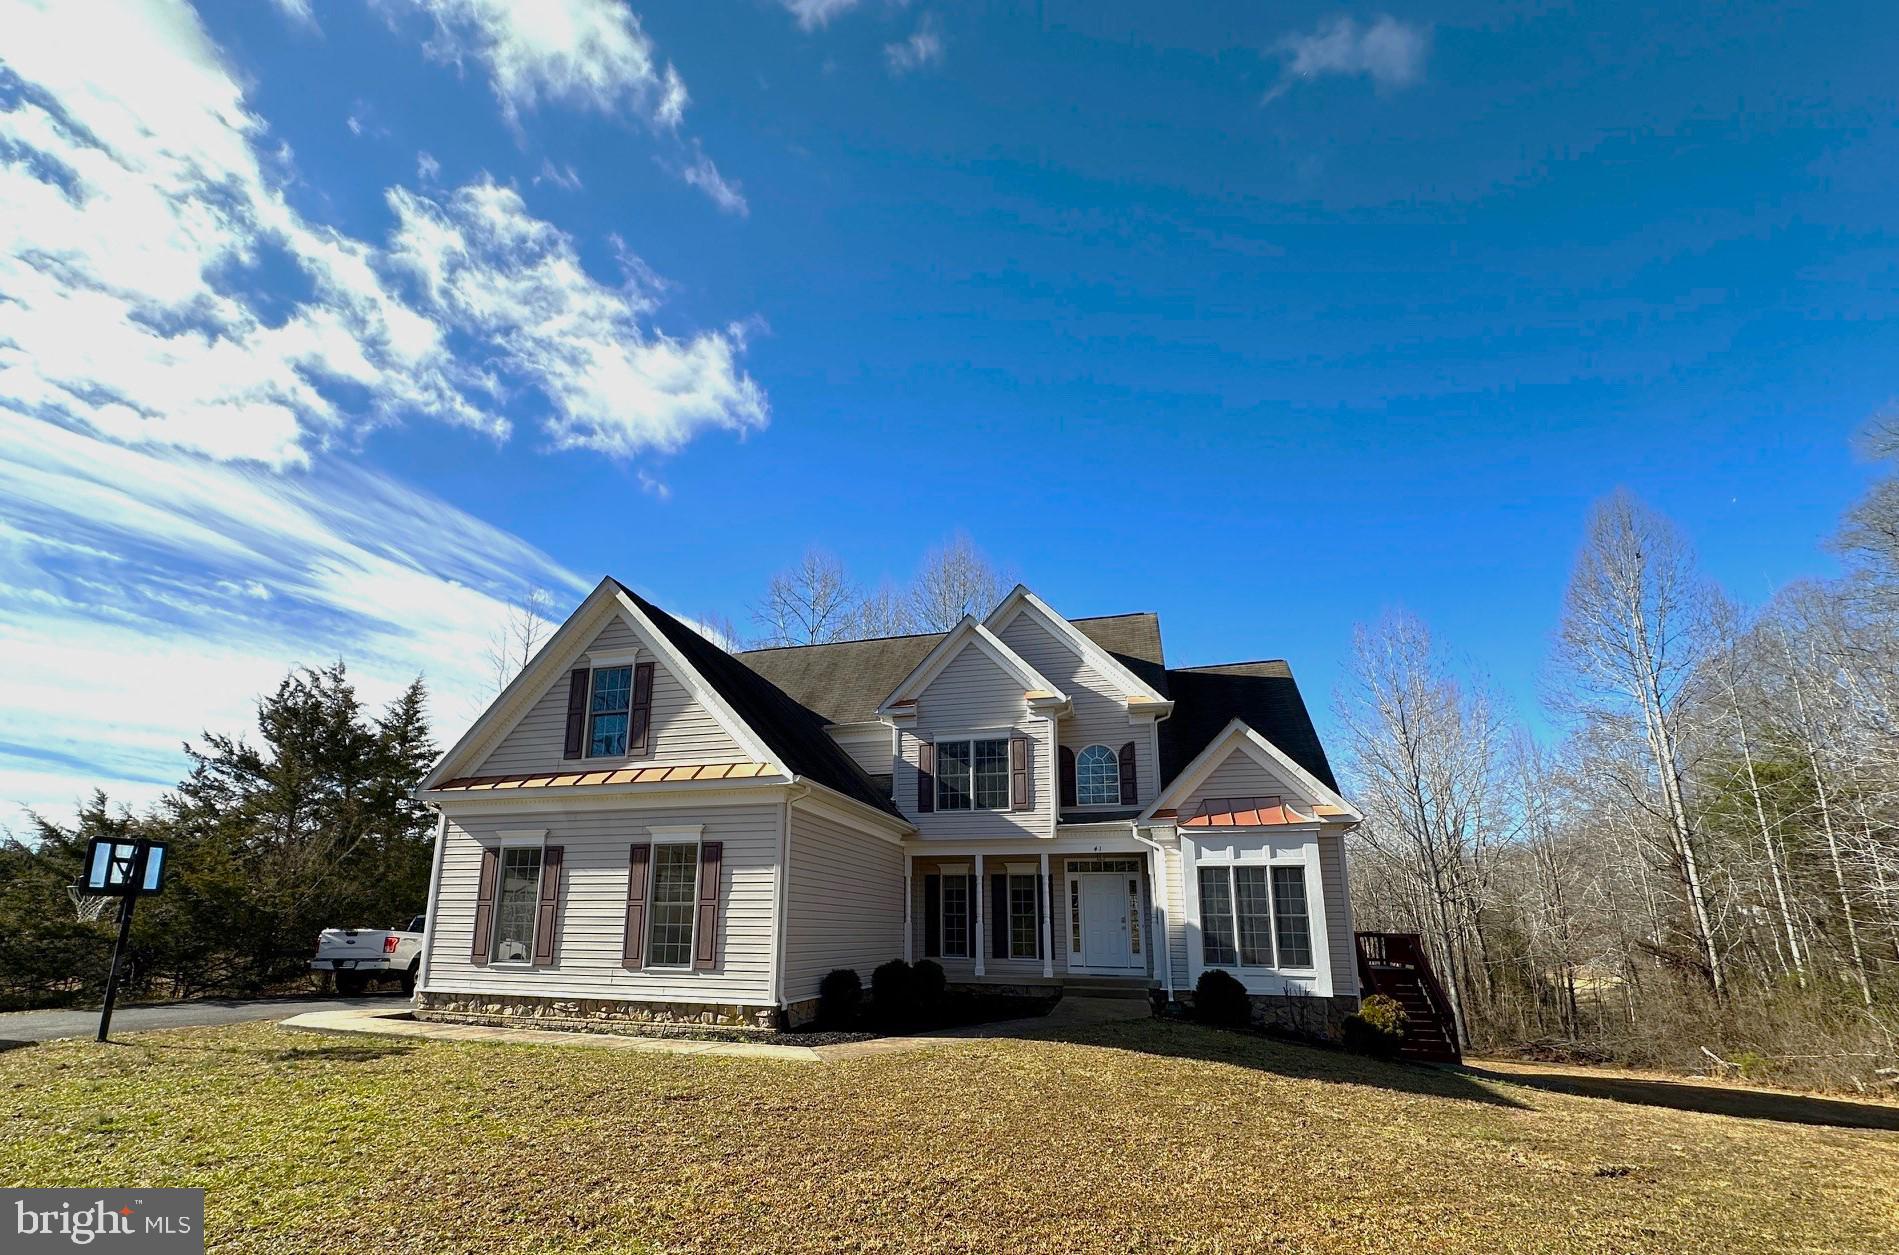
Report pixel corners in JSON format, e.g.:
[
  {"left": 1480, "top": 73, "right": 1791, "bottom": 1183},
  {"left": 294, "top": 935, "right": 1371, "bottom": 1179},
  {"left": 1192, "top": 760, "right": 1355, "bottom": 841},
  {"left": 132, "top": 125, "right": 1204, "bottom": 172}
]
[
  {"left": 973, "top": 851, "right": 986, "bottom": 977},
  {"left": 902, "top": 851, "right": 914, "bottom": 964},
  {"left": 1040, "top": 851, "right": 1054, "bottom": 978}
]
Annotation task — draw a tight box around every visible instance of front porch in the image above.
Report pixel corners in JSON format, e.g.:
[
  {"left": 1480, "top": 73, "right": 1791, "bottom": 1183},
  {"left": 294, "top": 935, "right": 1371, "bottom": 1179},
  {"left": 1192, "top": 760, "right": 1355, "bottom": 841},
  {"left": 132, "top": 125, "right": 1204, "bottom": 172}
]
[{"left": 904, "top": 844, "right": 1167, "bottom": 992}]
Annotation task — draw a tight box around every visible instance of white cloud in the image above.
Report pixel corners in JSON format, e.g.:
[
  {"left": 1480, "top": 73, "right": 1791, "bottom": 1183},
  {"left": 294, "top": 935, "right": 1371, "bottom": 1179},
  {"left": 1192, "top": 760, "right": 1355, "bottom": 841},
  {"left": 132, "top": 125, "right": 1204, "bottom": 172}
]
[
  {"left": 780, "top": 0, "right": 867, "bottom": 31},
  {"left": 376, "top": 0, "right": 689, "bottom": 129},
  {"left": 534, "top": 158, "right": 584, "bottom": 190},
  {"left": 0, "top": 0, "right": 765, "bottom": 469},
  {"left": 269, "top": 0, "right": 318, "bottom": 28},
  {"left": 387, "top": 178, "right": 767, "bottom": 457},
  {"left": 1264, "top": 14, "right": 1430, "bottom": 102},
  {"left": 676, "top": 146, "right": 749, "bottom": 216},
  {"left": 884, "top": 15, "right": 944, "bottom": 76},
  {"left": 0, "top": 407, "right": 590, "bottom": 831}
]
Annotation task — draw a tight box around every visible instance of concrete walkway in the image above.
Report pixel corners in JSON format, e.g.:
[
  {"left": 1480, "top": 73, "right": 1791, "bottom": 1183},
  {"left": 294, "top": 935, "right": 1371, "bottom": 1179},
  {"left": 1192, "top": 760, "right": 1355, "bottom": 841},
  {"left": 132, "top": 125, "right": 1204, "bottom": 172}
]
[{"left": 280, "top": 994, "right": 1151, "bottom": 1063}]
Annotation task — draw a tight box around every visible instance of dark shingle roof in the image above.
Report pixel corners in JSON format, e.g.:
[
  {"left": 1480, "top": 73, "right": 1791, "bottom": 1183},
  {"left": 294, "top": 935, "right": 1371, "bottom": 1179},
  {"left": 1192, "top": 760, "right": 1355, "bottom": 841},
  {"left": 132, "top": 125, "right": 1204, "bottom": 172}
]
[
  {"left": 1159, "top": 661, "right": 1339, "bottom": 794},
  {"left": 614, "top": 582, "right": 902, "bottom": 817},
  {"left": 736, "top": 632, "right": 944, "bottom": 725},
  {"left": 625, "top": 584, "right": 1337, "bottom": 813}
]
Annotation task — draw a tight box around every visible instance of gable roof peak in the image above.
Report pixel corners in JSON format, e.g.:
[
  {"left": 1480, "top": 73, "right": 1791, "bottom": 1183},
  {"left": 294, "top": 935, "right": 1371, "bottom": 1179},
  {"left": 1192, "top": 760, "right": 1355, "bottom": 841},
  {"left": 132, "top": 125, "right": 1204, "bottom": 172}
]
[{"left": 875, "top": 613, "right": 1066, "bottom": 716}]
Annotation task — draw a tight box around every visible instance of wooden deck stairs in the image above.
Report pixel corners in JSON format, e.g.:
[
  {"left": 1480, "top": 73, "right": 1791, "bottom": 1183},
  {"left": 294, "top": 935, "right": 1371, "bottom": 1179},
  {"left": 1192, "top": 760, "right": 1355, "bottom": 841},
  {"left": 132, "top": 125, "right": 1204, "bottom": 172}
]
[{"left": 1354, "top": 932, "right": 1461, "bottom": 1063}]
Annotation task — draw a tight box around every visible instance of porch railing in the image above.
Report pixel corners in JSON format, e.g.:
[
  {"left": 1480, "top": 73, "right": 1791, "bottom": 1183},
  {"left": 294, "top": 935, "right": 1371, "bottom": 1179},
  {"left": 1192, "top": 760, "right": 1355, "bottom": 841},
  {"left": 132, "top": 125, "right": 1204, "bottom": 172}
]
[{"left": 1354, "top": 931, "right": 1461, "bottom": 1061}]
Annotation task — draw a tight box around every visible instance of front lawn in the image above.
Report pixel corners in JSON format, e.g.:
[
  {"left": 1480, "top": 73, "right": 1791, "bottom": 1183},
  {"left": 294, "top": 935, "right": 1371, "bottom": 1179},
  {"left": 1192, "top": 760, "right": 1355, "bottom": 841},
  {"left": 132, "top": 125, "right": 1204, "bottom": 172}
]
[{"left": 3, "top": 1019, "right": 1894, "bottom": 1253}]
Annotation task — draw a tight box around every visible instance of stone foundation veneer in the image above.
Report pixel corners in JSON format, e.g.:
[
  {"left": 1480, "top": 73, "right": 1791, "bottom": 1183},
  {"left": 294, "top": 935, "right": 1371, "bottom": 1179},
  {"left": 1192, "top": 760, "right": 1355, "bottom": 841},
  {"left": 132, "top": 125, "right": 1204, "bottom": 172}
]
[
  {"left": 1175, "top": 991, "right": 1360, "bottom": 1040},
  {"left": 416, "top": 991, "right": 780, "bottom": 1035}
]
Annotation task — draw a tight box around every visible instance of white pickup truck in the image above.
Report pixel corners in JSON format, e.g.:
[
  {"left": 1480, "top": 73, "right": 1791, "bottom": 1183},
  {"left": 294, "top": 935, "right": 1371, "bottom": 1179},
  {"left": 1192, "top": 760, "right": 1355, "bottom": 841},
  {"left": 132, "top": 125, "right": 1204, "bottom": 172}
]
[{"left": 312, "top": 915, "right": 425, "bottom": 996}]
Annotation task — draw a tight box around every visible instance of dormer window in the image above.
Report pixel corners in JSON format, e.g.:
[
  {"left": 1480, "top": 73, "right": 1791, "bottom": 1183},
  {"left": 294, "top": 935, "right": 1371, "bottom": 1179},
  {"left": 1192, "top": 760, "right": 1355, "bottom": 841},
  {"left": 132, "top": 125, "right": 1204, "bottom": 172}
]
[
  {"left": 588, "top": 665, "right": 633, "bottom": 757},
  {"left": 1076, "top": 744, "right": 1120, "bottom": 805}
]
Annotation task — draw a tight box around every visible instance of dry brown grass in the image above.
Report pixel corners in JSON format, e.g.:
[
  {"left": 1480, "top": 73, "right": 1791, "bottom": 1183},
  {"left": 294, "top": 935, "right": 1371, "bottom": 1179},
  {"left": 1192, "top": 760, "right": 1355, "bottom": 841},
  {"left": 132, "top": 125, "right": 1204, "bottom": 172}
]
[{"left": 3, "top": 1018, "right": 1896, "bottom": 1253}]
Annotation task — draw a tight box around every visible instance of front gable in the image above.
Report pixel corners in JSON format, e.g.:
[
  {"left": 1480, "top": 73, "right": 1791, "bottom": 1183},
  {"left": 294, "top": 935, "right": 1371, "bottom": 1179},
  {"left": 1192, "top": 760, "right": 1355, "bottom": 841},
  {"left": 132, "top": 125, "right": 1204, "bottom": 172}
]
[
  {"left": 424, "top": 580, "right": 775, "bottom": 789},
  {"left": 1146, "top": 719, "right": 1360, "bottom": 826}
]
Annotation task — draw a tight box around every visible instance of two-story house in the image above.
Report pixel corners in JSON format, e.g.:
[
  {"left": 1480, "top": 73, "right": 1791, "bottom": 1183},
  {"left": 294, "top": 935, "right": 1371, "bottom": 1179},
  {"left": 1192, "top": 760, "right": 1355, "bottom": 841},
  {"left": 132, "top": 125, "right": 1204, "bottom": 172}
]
[{"left": 412, "top": 577, "right": 1362, "bottom": 1033}]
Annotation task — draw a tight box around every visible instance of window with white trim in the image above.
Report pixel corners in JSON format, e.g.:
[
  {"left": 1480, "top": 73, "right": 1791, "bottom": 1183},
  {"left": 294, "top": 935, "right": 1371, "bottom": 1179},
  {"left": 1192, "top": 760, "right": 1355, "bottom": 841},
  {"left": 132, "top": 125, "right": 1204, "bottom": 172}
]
[
  {"left": 1076, "top": 744, "right": 1120, "bottom": 805},
  {"left": 936, "top": 737, "right": 1010, "bottom": 811},
  {"left": 587, "top": 665, "right": 632, "bottom": 757},
  {"left": 646, "top": 842, "right": 698, "bottom": 967},
  {"left": 1008, "top": 873, "right": 1038, "bottom": 959},
  {"left": 491, "top": 846, "right": 543, "bottom": 964},
  {"left": 941, "top": 873, "right": 971, "bottom": 957},
  {"left": 1198, "top": 862, "right": 1315, "bottom": 970}
]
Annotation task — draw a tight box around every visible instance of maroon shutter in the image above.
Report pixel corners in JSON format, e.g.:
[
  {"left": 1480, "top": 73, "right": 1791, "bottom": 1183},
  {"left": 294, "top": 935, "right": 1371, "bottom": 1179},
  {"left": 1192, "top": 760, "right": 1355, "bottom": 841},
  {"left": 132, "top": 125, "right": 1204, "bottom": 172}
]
[
  {"left": 916, "top": 740, "right": 935, "bottom": 813},
  {"left": 692, "top": 841, "right": 723, "bottom": 971},
  {"left": 1010, "top": 736, "right": 1031, "bottom": 812},
  {"left": 562, "top": 668, "right": 590, "bottom": 759},
  {"left": 1118, "top": 742, "right": 1138, "bottom": 806},
  {"left": 470, "top": 844, "right": 499, "bottom": 965},
  {"left": 623, "top": 843, "right": 651, "bottom": 968},
  {"left": 531, "top": 845, "right": 563, "bottom": 965},
  {"left": 1059, "top": 745, "right": 1077, "bottom": 808},
  {"left": 628, "top": 661, "right": 655, "bottom": 755}
]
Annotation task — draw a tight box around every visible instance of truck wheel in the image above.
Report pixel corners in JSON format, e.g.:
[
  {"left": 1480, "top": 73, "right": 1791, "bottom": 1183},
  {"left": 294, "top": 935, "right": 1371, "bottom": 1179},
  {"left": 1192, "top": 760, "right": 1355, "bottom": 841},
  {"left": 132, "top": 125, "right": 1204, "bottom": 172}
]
[
  {"left": 401, "top": 960, "right": 419, "bottom": 997},
  {"left": 336, "top": 971, "right": 368, "bottom": 997}
]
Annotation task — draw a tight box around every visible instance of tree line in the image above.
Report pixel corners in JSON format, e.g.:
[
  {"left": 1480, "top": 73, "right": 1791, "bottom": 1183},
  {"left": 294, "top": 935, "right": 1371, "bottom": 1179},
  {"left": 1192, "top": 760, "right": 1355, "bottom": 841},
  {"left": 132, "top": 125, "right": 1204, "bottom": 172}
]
[
  {"left": 1340, "top": 418, "right": 1899, "bottom": 1090},
  {"left": 0, "top": 665, "right": 436, "bottom": 1010}
]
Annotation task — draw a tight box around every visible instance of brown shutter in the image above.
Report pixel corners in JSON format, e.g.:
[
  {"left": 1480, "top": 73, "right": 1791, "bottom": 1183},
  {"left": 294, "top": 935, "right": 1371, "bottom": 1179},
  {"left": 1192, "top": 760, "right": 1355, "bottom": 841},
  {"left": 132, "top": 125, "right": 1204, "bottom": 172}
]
[
  {"left": 531, "top": 845, "right": 563, "bottom": 965},
  {"left": 470, "top": 844, "right": 499, "bottom": 965},
  {"left": 1118, "top": 742, "right": 1138, "bottom": 806},
  {"left": 1010, "top": 736, "right": 1030, "bottom": 812},
  {"left": 692, "top": 841, "right": 723, "bottom": 971},
  {"left": 628, "top": 661, "right": 655, "bottom": 755},
  {"left": 562, "top": 668, "right": 590, "bottom": 759},
  {"left": 622, "top": 843, "right": 651, "bottom": 968},
  {"left": 916, "top": 740, "right": 935, "bottom": 813},
  {"left": 1059, "top": 745, "right": 1077, "bottom": 808}
]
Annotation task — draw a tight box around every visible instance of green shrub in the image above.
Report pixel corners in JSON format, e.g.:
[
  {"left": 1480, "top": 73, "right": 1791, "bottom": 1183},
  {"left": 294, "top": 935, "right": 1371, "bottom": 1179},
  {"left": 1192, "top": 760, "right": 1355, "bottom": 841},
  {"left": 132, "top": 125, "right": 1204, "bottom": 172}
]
[
  {"left": 817, "top": 968, "right": 862, "bottom": 1026},
  {"left": 1194, "top": 969, "right": 1253, "bottom": 1030},
  {"left": 1342, "top": 993, "right": 1408, "bottom": 1060},
  {"left": 871, "top": 959, "right": 915, "bottom": 1021},
  {"left": 912, "top": 959, "right": 947, "bottom": 1009}
]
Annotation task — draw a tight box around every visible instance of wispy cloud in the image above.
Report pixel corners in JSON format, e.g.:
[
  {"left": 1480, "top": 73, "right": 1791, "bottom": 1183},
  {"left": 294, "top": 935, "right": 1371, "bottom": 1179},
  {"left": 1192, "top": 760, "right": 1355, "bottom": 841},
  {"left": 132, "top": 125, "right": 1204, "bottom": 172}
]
[
  {"left": 1263, "top": 14, "right": 1430, "bottom": 103},
  {"left": 0, "top": 408, "right": 589, "bottom": 830},
  {"left": 779, "top": 0, "right": 868, "bottom": 31},
  {"left": 373, "top": 0, "right": 689, "bottom": 129},
  {"left": 884, "top": 15, "right": 944, "bottom": 77},
  {"left": 675, "top": 146, "right": 750, "bottom": 216},
  {"left": 534, "top": 158, "right": 583, "bottom": 190}
]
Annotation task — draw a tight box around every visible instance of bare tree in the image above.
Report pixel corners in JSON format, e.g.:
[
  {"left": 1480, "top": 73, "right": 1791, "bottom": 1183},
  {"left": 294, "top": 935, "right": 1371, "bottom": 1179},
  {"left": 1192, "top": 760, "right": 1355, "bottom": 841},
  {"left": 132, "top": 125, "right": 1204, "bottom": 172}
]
[
  {"left": 750, "top": 549, "right": 861, "bottom": 646},
  {"left": 486, "top": 588, "right": 556, "bottom": 695},
  {"left": 851, "top": 583, "right": 920, "bottom": 638},
  {"left": 691, "top": 612, "right": 744, "bottom": 653},
  {"left": 909, "top": 533, "right": 1008, "bottom": 630},
  {"left": 1554, "top": 489, "right": 1726, "bottom": 995}
]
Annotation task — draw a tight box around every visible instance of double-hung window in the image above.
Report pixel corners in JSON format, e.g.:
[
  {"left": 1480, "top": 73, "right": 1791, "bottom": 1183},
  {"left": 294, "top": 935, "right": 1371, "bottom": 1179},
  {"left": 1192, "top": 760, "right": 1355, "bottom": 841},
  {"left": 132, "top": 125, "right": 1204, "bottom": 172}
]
[
  {"left": 646, "top": 842, "right": 699, "bottom": 967},
  {"left": 490, "top": 846, "right": 544, "bottom": 964},
  {"left": 1198, "top": 862, "right": 1314, "bottom": 970},
  {"left": 588, "top": 665, "right": 632, "bottom": 757},
  {"left": 936, "top": 737, "right": 1010, "bottom": 811}
]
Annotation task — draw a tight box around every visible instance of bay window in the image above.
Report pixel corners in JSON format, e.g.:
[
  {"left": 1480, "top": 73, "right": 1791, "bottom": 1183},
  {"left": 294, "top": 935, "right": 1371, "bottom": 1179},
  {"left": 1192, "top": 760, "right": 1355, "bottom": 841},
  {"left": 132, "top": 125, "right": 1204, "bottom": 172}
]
[{"left": 1198, "top": 861, "right": 1314, "bottom": 970}]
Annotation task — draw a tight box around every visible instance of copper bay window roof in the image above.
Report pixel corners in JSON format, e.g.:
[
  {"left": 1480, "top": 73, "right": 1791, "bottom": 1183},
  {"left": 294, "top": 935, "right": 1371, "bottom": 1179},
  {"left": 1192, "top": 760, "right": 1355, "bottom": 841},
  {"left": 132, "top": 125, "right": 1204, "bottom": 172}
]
[
  {"left": 433, "top": 762, "right": 775, "bottom": 792},
  {"left": 1180, "top": 796, "right": 1350, "bottom": 827}
]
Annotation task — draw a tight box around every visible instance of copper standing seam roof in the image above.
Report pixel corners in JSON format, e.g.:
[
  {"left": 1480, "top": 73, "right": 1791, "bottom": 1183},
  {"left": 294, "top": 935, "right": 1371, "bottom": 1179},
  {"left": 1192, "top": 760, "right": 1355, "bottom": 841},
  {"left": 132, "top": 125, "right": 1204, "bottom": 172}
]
[
  {"left": 1181, "top": 796, "right": 1351, "bottom": 827},
  {"left": 432, "top": 762, "right": 775, "bottom": 792}
]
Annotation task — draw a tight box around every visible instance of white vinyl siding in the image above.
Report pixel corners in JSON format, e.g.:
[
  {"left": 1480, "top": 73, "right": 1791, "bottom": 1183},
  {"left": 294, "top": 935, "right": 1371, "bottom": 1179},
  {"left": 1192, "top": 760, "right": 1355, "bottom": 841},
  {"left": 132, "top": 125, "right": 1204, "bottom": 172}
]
[
  {"left": 1318, "top": 831, "right": 1356, "bottom": 995},
  {"left": 476, "top": 615, "right": 750, "bottom": 776},
  {"left": 1162, "top": 837, "right": 1190, "bottom": 990},
  {"left": 896, "top": 644, "right": 1054, "bottom": 840},
  {"left": 826, "top": 722, "right": 894, "bottom": 779},
  {"left": 781, "top": 806, "right": 905, "bottom": 1003},
  {"left": 1178, "top": 749, "right": 1309, "bottom": 814},
  {"left": 996, "top": 608, "right": 1156, "bottom": 807},
  {"left": 424, "top": 803, "right": 781, "bottom": 1005}
]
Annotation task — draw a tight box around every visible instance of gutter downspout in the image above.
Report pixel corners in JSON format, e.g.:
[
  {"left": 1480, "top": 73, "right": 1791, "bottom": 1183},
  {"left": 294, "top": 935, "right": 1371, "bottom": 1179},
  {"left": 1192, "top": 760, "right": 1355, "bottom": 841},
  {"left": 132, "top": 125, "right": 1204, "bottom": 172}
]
[
  {"left": 1131, "top": 823, "right": 1173, "bottom": 1003},
  {"left": 415, "top": 807, "right": 449, "bottom": 1001}
]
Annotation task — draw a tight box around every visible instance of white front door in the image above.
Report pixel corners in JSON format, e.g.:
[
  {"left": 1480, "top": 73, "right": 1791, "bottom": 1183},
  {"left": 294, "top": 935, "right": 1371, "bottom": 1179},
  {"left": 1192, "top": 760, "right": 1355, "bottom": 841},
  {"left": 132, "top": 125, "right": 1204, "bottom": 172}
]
[{"left": 1078, "top": 873, "right": 1136, "bottom": 970}]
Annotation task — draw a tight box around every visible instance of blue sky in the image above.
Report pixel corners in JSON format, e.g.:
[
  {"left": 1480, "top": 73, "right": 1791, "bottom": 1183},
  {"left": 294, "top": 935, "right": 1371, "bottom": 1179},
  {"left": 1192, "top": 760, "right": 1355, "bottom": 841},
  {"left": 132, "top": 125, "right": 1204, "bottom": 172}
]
[{"left": 2, "top": 0, "right": 1895, "bottom": 825}]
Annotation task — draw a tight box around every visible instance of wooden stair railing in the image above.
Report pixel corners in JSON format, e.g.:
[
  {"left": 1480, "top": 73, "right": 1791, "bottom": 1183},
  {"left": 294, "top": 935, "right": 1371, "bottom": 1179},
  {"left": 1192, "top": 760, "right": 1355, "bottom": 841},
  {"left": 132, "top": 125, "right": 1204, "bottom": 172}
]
[{"left": 1355, "top": 932, "right": 1462, "bottom": 1062}]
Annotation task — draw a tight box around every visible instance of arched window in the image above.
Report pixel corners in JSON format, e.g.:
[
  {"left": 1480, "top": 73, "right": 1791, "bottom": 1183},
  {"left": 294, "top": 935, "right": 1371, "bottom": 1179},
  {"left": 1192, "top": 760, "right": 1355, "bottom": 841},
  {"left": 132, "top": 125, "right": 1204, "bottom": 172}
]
[{"left": 1076, "top": 744, "right": 1120, "bottom": 806}]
